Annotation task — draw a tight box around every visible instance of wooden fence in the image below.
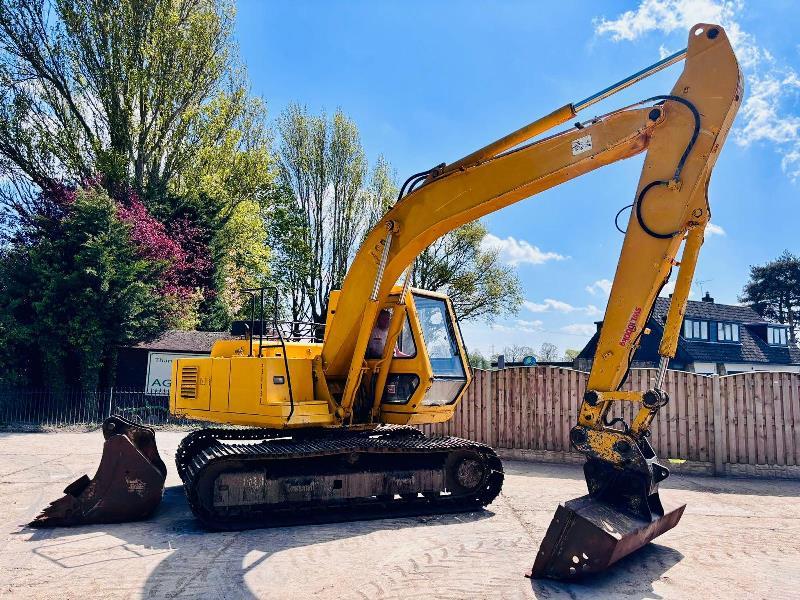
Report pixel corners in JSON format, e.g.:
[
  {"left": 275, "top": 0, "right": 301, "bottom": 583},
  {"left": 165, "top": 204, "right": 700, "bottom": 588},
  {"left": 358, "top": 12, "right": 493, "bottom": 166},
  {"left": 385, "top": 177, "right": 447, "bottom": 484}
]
[{"left": 420, "top": 367, "right": 800, "bottom": 476}]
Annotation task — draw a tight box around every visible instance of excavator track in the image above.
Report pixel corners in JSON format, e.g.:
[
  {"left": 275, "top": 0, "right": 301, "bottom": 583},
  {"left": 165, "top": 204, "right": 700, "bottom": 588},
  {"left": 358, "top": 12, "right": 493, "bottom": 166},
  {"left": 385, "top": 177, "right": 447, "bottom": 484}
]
[{"left": 176, "top": 426, "right": 504, "bottom": 530}]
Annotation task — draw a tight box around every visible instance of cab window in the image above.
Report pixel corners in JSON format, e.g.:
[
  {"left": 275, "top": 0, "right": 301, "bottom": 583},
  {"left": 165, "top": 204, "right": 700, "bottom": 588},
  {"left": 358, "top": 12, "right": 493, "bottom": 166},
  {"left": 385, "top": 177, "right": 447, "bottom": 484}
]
[
  {"left": 366, "top": 308, "right": 417, "bottom": 359},
  {"left": 413, "top": 294, "right": 467, "bottom": 406},
  {"left": 414, "top": 295, "right": 465, "bottom": 378}
]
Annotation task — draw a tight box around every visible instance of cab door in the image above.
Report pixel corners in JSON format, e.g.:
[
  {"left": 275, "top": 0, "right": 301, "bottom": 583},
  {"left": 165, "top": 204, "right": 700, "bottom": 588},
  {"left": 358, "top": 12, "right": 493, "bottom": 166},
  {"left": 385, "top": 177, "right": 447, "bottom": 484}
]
[
  {"left": 412, "top": 292, "right": 470, "bottom": 406},
  {"left": 380, "top": 289, "right": 471, "bottom": 424}
]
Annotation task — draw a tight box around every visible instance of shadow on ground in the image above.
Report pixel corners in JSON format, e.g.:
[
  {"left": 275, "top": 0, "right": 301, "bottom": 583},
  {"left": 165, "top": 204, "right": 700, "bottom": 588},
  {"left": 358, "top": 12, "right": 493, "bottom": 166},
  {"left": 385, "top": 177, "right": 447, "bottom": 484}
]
[
  {"left": 22, "top": 485, "right": 495, "bottom": 598},
  {"left": 506, "top": 460, "right": 800, "bottom": 498},
  {"left": 530, "top": 543, "right": 683, "bottom": 600}
]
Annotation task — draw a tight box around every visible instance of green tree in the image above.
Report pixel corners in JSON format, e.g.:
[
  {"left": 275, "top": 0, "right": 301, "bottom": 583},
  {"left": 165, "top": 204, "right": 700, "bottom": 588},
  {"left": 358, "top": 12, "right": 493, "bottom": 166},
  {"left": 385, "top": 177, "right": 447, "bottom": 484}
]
[
  {"left": 467, "top": 349, "right": 490, "bottom": 369},
  {"left": 0, "top": 186, "right": 169, "bottom": 387},
  {"left": 0, "top": 0, "right": 273, "bottom": 329},
  {"left": 0, "top": 0, "right": 265, "bottom": 209},
  {"left": 206, "top": 198, "right": 271, "bottom": 327},
  {"left": 363, "top": 155, "right": 397, "bottom": 234},
  {"left": 265, "top": 182, "right": 313, "bottom": 328},
  {"left": 740, "top": 250, "right": 800, "bottom": 343},
  {"left": 411, "top": 221, "right": 523, "bottom": 322},
  {"left": 562, "top": 348, "right": 580, "bottom": 362},
  {"left": 274, "top": 104, "right": 523, "bottom": 329},
  {"left": 274, "top": 104, "right": 372, "bottom": 325}
]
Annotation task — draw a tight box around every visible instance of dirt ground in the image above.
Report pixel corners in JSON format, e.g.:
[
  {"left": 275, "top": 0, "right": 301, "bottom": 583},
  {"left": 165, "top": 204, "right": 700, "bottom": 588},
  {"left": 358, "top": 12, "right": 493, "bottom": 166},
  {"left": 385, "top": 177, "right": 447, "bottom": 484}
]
[{"left": 1, "top": 430, "right": 799, "bottom": 599}]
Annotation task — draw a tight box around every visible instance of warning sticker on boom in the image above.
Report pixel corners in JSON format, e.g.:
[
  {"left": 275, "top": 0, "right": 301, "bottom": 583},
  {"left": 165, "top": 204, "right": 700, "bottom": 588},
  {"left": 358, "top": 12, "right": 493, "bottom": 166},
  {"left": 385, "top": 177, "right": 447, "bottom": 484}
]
[{"left": 571, "top": 134, "right": 592, "bottom": 155}]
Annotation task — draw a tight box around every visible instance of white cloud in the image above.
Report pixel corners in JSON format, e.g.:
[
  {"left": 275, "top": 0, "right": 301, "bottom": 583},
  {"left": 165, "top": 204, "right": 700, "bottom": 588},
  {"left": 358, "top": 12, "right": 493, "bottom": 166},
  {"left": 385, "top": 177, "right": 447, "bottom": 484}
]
[
  {"left": 490, "top": 321, "right": 543, "bottom": 335},
  {"left": 543, "top": 298, "right": 575, "bottom": 312},
  {"left": 783, "top": 147, "right": 800, "bottom": 181},
  {"left": 594, "top": 0, "right": 800, "bottom": 182},
  {"left": 596, "top": 2, "right": 735, "bottom": 41},
  {"left": 524, "top": 298, "right": 602, "bottom": 316},
  {"left": 660, "top": 279, "right": 698, "bottom": 297},
  {"left": 562, "top": 323, "right": 598, "bottom": 336},
  {"left": 516, "top": 319, "right": 544, "bottom": 333},
  {"left": 584, "top": 304, "right": 603, "bottom": 317},
  {"left": 481, "top": 234, "right": 566, "bottom": 266},
  {"left": 522, "top": 300, "right": 548, "bottom": 312},
  {"left": 705, "top": 222, "right": 726, "bottom": 236},
  {"left": 734, "top": 71, "right": 800, "bottom": 149},
  {"left": 524, "top": 298, "right": 574, "bottom": 313},
  {"left": 586, "top": 278, "right": 613, "bottom": 296}
]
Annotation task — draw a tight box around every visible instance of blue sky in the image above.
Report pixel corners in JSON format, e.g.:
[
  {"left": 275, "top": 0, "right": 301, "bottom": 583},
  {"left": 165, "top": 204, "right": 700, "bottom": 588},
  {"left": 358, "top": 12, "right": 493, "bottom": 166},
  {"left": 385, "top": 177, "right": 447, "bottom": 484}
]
[{"left": 235, "top": 0, "right": 800, "bottom": 357}]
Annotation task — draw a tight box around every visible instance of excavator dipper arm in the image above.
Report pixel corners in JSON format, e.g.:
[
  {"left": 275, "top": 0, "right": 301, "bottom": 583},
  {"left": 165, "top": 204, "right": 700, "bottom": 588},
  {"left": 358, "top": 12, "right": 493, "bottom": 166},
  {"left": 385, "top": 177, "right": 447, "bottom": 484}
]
[
  {"left": 321, "top": 24, "right": 741, "bottom": 578},
  {"left": 532, "top": 25, "right": 742, "bottom": 579}
]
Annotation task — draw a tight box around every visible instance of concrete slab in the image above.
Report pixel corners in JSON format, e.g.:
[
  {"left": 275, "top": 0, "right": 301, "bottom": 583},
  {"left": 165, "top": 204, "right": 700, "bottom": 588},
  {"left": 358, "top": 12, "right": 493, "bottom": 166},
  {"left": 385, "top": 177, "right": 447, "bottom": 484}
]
[{"left": 1, "top": 431, "right": 799, "bottom": 599}]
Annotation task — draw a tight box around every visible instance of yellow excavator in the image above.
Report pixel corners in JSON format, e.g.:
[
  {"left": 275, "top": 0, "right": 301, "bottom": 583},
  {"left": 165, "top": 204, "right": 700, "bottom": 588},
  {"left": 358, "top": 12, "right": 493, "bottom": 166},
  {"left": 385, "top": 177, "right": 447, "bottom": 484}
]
[{"left": 34, "top": 24, "right": 741, "bottom": 580}]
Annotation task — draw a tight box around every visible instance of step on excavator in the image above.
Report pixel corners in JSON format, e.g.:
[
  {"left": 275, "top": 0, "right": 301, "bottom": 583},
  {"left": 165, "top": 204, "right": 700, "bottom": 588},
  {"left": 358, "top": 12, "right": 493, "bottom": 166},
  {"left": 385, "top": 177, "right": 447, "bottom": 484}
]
[{"left": 33, "top": 24, "right": 741, "bottom": 580}]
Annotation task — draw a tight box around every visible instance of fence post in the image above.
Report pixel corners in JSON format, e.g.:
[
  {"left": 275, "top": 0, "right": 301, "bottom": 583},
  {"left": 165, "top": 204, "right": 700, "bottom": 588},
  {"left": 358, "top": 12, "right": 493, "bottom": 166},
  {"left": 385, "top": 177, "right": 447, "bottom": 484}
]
[
  {"left": 107, "top": 387, "right": 114, "bottom": 420},
  {"left": 711, "top": 374, "right": 725, "bottom": 476},
  {"left": 485, "top": 370, "right": 494, "bottom": 447}
]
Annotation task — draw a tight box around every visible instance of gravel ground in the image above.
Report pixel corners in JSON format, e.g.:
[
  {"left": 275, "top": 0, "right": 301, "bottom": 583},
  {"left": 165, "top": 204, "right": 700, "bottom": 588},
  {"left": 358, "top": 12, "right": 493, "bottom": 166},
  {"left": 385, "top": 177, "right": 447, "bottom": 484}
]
[{"left": 1, "top": 430, "right": 799, "bottom": 599}]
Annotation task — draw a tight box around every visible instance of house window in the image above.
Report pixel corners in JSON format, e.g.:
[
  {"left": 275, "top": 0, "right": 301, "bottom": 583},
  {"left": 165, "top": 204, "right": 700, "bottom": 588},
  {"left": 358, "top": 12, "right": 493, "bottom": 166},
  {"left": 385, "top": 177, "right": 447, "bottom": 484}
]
[
  {"left": 718, "top": 322, "right": 740, "bottom": 342},
  {"left": 767, "top": 326, "right": 788, "bottom": 346},
  {"left": 683, "top": 319, "right": 709, "bottom": 340}
]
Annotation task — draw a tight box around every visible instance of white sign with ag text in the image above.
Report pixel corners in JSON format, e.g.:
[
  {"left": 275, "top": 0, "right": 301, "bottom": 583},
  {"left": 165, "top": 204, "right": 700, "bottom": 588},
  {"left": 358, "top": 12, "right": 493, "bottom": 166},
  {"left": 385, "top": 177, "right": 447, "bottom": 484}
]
[{"left": 146, "top": 352, "right": 203, "bottom": 395}]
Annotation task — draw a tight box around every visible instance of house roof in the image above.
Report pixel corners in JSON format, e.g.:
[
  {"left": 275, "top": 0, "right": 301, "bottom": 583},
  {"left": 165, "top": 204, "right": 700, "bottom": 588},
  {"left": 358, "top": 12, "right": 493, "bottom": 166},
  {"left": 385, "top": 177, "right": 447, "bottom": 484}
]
[
  {"left": 651, "top": 296, "right": 763, "bottom": 324},
  {"left": 131, "top": 330, "right": 228, "bottom": 353},
  {"left": 653, "top": 297, "right": 800, "bottom": 365},
  {"left": 577, "top": 297, "right": 800, "bottom": 366}
]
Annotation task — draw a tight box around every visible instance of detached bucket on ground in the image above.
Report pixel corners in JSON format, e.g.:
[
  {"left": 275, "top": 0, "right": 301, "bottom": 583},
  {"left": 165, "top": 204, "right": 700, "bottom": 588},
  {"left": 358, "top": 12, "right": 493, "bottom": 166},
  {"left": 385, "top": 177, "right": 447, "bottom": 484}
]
[{"left": 31, "top": 415, "right": 166, "bottom": 527}]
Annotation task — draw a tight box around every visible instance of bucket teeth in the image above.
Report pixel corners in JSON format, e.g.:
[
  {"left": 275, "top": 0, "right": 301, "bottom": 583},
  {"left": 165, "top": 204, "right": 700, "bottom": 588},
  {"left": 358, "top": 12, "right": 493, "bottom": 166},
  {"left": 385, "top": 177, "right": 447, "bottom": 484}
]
[
  {"left": 531, "top": 494, "right": 685, "bottom": 579},
  {"left": 31, "top": 416, "right": 166, "bottom": 527}
]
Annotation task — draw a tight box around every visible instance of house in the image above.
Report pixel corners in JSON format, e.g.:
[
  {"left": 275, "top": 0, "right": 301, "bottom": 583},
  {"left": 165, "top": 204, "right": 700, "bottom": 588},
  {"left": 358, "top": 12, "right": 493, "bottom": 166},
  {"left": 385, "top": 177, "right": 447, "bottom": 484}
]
[
  {"left": 115, "top": 330, "right": 228, "bottom": 393},
  {"left": 575, "top": 292, "right": 800, "bottom": 375}
]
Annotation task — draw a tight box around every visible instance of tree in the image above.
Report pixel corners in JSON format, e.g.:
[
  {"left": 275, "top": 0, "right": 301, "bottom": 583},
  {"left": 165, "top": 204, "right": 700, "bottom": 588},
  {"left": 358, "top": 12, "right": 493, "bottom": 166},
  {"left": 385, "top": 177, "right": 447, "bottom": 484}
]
[
  {"left": 0, "top": 186, "right": 169, "bottom": 387},
  {"left": 274, "top": 104, "right": 369, "bottom": 326},
  {"left": 467, "top": 349, "right": 490, "bottom": 369},
  {"left": 274, "top": 104, "right": 523, "bottom": 330},
  {"left": 740, "top": 250, "right": 800, "bottom": 343},
  {"left": 363, "top": 155, "right": 397, "bottom": 235},
  {"left": 562, "top": 348, "right": 580, "bottom": 362},
  {"left": 411, "top": 220, "right": 522, "bottom": 322},
  {"left": 0, "top": 0, "right": 266, "bottom": 214},
  {"left": 537, "top": 342, "right": 561, "bottom": 362},
  {"left": 209, "top": 198, "right": 271, "bottom": 327},
  {"left": 492, "top": 345, "right": 536, "bottom": 363},
  {"left": 0, "top": 0, "right": 273, "bottom": 329}
]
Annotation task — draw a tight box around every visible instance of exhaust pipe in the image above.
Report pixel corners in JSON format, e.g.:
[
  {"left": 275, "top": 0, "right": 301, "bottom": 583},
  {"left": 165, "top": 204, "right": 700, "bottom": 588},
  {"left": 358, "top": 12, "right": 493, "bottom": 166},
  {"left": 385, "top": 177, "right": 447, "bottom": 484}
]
[{"left": 31, "top": 415, "right": 166, "bottom": 527}]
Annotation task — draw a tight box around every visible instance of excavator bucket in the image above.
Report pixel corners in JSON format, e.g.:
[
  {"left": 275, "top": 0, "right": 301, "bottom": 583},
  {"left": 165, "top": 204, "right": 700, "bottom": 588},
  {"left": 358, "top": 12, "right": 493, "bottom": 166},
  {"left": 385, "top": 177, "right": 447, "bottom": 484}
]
[
  {"left": 30, "top": 415, "right": 167, "bottom": 527},
  {"left": 531, "top": 457, "right": 685, "bottom": 579}
]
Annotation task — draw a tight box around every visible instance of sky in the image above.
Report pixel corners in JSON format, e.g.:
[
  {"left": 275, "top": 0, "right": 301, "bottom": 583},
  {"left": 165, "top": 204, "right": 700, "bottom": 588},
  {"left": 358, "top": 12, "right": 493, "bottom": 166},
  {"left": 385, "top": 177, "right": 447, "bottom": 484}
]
[{"left": 235, "top": 0, "right": 800, "bottom": 358}]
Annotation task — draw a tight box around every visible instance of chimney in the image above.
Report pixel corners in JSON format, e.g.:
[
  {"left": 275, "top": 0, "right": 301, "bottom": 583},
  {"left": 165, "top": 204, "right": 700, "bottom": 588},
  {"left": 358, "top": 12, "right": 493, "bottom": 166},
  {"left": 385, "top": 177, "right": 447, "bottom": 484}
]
[{"left": 702, "top": 291, "right": 714, "bottom": 303}]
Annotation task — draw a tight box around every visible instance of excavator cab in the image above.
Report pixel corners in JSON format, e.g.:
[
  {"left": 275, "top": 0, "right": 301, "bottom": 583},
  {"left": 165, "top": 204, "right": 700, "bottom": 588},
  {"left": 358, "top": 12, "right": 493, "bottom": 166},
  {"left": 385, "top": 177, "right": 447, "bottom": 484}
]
[{"left": 361, "top": 288, "right": 472, "bottom": 425}]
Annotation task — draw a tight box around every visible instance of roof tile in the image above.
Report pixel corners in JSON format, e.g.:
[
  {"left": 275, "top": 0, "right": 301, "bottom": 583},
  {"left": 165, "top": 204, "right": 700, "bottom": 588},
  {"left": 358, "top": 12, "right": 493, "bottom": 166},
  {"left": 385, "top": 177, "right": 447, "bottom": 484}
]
[{"left": 130, "top": 330, "right": 228, "bottom": 353}]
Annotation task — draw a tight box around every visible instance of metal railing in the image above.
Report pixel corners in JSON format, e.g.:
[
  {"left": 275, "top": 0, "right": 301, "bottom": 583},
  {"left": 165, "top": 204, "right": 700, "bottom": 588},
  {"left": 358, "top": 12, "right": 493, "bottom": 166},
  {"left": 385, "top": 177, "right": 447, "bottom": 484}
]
[{"left": 0, "top": 387, "right": 195, "bottom": 429}]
